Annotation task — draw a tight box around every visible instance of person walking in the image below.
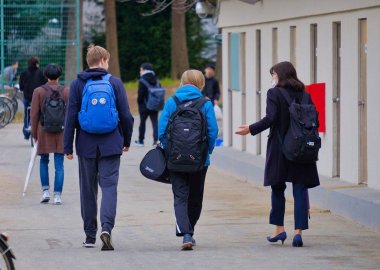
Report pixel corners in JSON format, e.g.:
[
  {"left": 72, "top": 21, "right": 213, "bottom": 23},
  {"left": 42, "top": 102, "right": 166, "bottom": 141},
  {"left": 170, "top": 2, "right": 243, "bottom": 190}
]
[
  {"left": 30, "top": 64, "right": 68, "bottom": 205},
  {"left": 2, "top": 60, "right": 18, "bottom": 87},
  {"left": 158, "top": 69, "right": 218, "bottom": 250},
  {"left": 135, "top": 63, "right": 160, "bottom": 146},
  {"left": 64, "top": 45, "right": 134, "bottom": 251},
  {"left": 202, "top": 63, "right": 220, "bottom": 106},
  {"left": 20, "top": 56, "right": 47, "bottom": 140},
  {"left": 235, "top": 61, "right": 320, "bottom": 247}
]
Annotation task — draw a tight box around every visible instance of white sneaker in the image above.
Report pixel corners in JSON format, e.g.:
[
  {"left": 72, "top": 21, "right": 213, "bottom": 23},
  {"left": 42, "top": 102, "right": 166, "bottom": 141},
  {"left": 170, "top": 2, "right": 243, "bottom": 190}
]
[
  {"left": 40, "top": 190, "right": 50, "bottom": 203},
  {"left": 54, "top": 194, "right": 62, "bottom": 205}
]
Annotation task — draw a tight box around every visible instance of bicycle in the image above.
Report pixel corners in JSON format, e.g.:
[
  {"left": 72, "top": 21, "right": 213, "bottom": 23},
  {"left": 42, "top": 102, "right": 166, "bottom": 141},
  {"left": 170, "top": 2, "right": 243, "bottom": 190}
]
[
  {"left": 0, "top": 233, "right": 16, "bottom": 270},
  {"left": 0, "top": 86, "right": 21, "bottom": 128}
]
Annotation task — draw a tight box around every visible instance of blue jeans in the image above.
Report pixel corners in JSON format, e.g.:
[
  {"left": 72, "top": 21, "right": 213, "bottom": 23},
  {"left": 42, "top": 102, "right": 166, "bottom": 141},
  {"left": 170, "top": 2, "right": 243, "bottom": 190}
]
[
  {"left": 270, "top": 183, "right": 309, "bottom": 230},
  {"left": 40, "top": 153, "right": 64, "bottom": 194},
  {"left": 23, "top": 99, "right": 31, "bottom": 139}
]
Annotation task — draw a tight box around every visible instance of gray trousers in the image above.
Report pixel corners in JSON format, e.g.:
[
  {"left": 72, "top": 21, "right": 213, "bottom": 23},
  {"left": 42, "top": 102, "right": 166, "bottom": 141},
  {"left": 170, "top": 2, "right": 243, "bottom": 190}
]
[{"left": 78, "top": 155, "right": 120, "bottom": 239}]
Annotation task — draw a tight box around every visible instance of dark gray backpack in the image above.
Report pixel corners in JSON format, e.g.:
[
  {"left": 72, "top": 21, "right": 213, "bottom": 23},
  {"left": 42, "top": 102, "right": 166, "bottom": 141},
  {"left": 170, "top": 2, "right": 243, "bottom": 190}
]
[
  {"left": 278, "top": 89, "right": 321, "bottom": 163},
  {"left": 41, "top": 85, "right": 66, "bottom": 133},
  {"left": 166, "top": 96, "right": 209, "bottom": 173}
]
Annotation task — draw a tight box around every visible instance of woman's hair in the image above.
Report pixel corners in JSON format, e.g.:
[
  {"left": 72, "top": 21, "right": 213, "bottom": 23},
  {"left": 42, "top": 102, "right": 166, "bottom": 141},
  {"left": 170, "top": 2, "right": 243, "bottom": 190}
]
[
  {"left": 44, "top": 64, "right": 62, "bottom": 80},
  {"left": 270, "top": 61, "right": 305, "bottom": 91},
  {"left": 27, "top": 56, "right": 40, "bottom": 69},
  {"left": 86, "top": 44, "right": 110, "bottom": 67},
  {"left": 180, "top": 69, "right": 205, "bottom": 90}
]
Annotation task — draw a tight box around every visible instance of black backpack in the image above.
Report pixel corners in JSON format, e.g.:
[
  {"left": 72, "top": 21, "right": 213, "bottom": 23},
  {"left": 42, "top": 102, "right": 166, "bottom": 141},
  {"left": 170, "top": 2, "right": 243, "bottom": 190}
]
[
  {"left": 140, "top": 78, "right": 166, "bottom": 111},
  {"left": 278, "top": 89, "right": 321, "bottom": 163},
  {"left": 166, "top": 96, "right": 209, "bottom": 173},
  {"left": 41, "top": 85, "right": 66, "bottom": 133}
]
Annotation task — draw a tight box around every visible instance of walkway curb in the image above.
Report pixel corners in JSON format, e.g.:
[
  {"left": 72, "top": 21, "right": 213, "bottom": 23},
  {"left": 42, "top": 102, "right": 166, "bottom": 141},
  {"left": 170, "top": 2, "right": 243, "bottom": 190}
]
[{"left": 212, "top": 147, "right": 380, "bottom": 232}]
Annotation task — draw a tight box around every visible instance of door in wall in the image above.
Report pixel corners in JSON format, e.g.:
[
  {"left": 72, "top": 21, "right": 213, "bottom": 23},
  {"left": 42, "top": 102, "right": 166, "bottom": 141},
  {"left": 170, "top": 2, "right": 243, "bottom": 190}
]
[
  {"left": 332, "top": 22, "right": 341, "bottom": 178},
  {"left": 358, "top": 19, "right": 368, "bottom": 184},
  {"left": 255, "top": 29, "right": 262, "bottom": 154}
]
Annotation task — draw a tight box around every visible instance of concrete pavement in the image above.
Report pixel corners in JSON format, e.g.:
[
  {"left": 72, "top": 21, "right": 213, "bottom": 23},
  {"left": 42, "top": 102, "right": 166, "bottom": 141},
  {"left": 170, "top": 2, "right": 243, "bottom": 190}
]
[{"left": 1, "top": 123, "right": 380, "bottom": 270}]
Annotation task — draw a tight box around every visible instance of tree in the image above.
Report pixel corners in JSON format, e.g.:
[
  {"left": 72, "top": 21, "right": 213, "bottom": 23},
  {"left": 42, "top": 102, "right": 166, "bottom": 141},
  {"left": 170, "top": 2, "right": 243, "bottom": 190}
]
[
  {"left": 171, "top": 0, "right": 189, "bottom": 79},
  {"left": 104, "top": 0, "right": 121, "bottom": 77}
]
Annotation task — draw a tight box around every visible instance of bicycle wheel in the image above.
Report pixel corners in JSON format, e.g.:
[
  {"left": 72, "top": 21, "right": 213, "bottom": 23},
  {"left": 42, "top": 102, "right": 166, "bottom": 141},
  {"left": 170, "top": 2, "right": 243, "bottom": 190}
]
[
  {"left": 0, "top": 239, "right": 15, "bottom": 270},
  {"left": 0, "top": 98, "right": 12, "bottom": 128},
  {"left": 1, "top": 97, "right": 15, "bottom": 123}
]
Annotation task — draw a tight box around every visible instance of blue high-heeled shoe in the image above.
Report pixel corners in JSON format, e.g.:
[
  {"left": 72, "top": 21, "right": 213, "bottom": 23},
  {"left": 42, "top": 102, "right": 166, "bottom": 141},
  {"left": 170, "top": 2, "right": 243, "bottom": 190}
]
[
  {"left": 266, "top": 231, "right": 287, "bottom": 244},
  {"left": 292, "top": 234, "right": 303, "bottom": 247}
]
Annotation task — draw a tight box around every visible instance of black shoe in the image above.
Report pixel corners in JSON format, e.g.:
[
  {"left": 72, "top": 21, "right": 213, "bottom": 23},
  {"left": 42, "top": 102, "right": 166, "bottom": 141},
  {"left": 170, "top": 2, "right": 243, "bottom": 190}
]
[
  {"left": 100, "top": 231, "right": 114, "bottom": 251},
  {"left": 83, "top": 236, "right": 96, "bottom": 248},
  {"left": 181, "top": 234, "right": 193, "bottom": 251}
]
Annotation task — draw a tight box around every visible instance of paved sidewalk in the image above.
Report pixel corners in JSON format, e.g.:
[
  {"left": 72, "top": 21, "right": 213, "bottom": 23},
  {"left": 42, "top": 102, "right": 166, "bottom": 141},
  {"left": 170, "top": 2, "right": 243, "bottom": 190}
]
[{"left": 1, "top": 123, "right": 380, "bottom": 270}]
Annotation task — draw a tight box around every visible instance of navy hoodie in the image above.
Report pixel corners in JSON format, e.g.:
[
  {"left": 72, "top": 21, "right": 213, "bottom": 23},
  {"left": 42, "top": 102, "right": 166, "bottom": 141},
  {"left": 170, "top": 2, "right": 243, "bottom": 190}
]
[{"left": 64, "top": 68, "right": 134, "bottom": 158}]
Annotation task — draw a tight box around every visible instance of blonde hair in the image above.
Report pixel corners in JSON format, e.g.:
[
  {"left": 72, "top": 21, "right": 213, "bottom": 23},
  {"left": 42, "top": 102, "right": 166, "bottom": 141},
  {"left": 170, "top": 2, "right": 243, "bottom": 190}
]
[
  {"left": 180, "top": 69, "right": 205, "bottom": 90},
  {"left": 86, "top": 45, "right": 110, "bottom": 67}
]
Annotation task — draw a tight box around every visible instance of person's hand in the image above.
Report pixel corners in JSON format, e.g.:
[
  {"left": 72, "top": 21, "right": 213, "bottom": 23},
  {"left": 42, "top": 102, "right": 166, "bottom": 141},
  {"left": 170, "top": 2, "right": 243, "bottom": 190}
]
[
  {"left": 235, "top": 125, "right": 250, "bottom": 136},
  {"left": 65, "top": 154, "right": 74, "bottom": 160},
  {"left": 123, "top": 147, "right": 129, "bottom": 152}
]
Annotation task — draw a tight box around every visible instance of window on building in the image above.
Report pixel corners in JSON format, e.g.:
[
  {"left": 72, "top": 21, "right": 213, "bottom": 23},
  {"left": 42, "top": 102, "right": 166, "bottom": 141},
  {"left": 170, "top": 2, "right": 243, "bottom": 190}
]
[
  {"left": 290, "top": 26, "right": 297, "bottom": 66},
  {"left": 229, "top": 32, "right": 241, "bottom": 91},
  {"left": 272, "top": 27, "right": 278, "bottom": 65},
  {"left": 310, "top": 24, "right": 317, "bottom": 83}
]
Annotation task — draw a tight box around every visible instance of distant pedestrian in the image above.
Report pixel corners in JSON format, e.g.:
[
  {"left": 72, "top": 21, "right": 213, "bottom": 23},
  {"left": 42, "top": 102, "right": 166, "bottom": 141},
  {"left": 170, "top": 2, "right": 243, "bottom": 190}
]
[
  {"left": 135, "top": 62, "right": 163, "bottom": 146},
  {"left": 202, "top": 63, "right": 220, "bottom": 106},
  {"left": 2, "top": 60, "right": 19, "bottom": 87},
  {"left": 158, "top": 69, "right": 218, "bottom": 250},
  {"left": 30, "top": 64, "right": 68, "bottom": 205},
  {"left": 20, "top": 56, "right": 47, "bottom": 140},
  {"left": 235, "top": 61, "right": 320, "bottom": 247},
  {"left": 64, "top": 45, "right": 134, "bottom": 251}
]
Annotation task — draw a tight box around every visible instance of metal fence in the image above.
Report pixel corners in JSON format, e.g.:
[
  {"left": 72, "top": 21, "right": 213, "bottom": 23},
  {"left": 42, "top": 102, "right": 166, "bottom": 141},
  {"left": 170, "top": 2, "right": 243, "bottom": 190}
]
[{"left": 0, "top": 0, "right": 81, "bottom": 93}]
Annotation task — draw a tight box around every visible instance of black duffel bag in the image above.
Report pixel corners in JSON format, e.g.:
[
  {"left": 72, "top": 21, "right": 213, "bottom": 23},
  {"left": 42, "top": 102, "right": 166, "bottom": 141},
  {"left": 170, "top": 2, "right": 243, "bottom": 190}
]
[{"left": 140, "top": 146, "right": 170, "bottom": 184}]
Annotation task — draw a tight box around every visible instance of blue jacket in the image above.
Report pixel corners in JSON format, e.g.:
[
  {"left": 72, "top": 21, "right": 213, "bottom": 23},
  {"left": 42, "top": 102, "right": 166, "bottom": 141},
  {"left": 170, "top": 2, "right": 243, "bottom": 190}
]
[
  {"left": 64, "top": 68, "right": 134, "bottom": 158},
  {"left": 158, "top": 84, "right": 218, "bottom": 166}
]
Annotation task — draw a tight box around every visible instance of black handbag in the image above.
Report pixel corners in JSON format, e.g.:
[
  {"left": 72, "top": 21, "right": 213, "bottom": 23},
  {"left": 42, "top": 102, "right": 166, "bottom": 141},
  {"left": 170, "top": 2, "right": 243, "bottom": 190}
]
[{"left": 140, "top": 146, "right": 170, "bottom": 184}]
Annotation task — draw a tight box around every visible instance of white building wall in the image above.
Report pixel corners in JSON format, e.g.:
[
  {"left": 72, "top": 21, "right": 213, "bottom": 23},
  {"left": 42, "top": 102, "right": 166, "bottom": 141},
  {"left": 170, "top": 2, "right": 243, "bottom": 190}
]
[{"left": 219, "top": 0, "right": 380, "bottom": 189}]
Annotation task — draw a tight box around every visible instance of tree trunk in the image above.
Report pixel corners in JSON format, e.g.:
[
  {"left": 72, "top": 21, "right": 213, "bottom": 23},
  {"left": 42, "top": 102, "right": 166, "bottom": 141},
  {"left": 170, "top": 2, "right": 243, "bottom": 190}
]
[
  {"left": 171, "top": 0, "right": 189, "bottom": 79},
  {"left": 64, "top": 0, "right": 78, "bottom": 84},
  {"left": 104, "top": 0, "right": 121, "bottom": 77}
]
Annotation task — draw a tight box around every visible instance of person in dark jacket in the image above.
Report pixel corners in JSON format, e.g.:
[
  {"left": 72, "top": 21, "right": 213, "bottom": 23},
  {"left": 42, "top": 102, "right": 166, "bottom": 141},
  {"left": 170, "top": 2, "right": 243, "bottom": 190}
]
[
  {"left": 202, "top": 63, "right": 220, "bottom": 105},
  {"left": 135, "top": 62, "right": 159, "bottom": 146},
  {"left": 158, "top": 70, "right": 218, "bottom": 251},
  {"left": 19, "top": 56, "right": 47, "bottom": 139},
  {"left": 236, "top": 61, "right": 320, "bottom": 248},
  {"left": 64, "top": 45, "right": 134, "bottom": 251}
]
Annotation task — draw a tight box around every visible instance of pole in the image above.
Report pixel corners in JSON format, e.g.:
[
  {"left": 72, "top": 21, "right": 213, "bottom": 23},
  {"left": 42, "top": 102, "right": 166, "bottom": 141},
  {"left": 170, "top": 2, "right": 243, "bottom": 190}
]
[
  {"left": 1, "top": 0, "right": 4, "bottom": 94},
  {"left": 75, "top": 0, "right": 80, "bottom": 74}
]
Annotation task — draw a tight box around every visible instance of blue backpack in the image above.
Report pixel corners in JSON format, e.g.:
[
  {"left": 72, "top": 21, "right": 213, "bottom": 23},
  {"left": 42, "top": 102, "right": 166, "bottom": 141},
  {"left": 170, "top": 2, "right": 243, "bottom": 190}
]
[
  {"left": 78, "top": 74, "right": 119, "bottom": 134},
  {"left": 140, "top": 78, "right": 165, "bottom": 111}
]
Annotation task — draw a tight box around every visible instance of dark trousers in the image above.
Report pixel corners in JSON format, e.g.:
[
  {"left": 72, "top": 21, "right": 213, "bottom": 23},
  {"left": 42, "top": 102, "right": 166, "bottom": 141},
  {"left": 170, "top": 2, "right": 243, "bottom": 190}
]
[
  {"left": 23, "top": 99, "right": 31, "bottom": 139},
  {"left": 138, "top": 110, "right": 158, "bottom": 143},
  {"left": 170, "top": 167, "right": 208, "bottom": 236},
  {"left": 270, "top": 183, "right": 309, "bottom": 230},
  {"left": 78, "top": 155, "right": 120, "bottom": 239}
]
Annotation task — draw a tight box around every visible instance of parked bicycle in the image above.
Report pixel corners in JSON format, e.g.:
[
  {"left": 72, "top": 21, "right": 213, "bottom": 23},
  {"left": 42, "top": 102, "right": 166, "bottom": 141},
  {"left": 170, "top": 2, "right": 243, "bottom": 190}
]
[
  {"left": 0, "top": 233, "right": 16, "bottom": 270},
  {"left": 0, "top": 86, "right": 21, "bottom": 129}
]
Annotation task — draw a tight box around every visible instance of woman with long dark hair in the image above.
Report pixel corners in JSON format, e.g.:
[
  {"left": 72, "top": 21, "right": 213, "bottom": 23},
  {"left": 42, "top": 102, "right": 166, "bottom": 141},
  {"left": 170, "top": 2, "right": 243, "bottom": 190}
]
[{"left": 236, "top": 61, "right": 320, "bottom": 247}]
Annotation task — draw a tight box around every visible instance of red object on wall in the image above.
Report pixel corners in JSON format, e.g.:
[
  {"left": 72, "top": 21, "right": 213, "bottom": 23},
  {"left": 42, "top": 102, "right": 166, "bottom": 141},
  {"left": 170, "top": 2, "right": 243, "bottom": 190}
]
[{"left": 305, "top": 83, "right": 326, "bottom": 133}]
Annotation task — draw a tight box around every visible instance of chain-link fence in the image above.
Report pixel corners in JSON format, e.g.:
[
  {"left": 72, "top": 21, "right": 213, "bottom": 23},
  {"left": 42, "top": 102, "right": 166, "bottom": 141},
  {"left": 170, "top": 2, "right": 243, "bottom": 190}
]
[{"left": 0, "top": 0, "right": 81, "bottom": 93}]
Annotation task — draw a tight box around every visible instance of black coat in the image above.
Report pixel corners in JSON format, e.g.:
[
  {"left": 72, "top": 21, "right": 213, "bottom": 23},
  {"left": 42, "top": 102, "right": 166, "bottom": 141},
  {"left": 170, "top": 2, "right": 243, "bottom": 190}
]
[
  {"left": 202, "top": 77, "right": 220, "bottom": 103},
  {"left": 249, "top": 87, "right": 320, "bottom": 188},
  {"left": 137, "top": 72, "right": 158, "bottom": 113},
  {"left": 19, "top": 67, "right": 47, "bottom": 102}
]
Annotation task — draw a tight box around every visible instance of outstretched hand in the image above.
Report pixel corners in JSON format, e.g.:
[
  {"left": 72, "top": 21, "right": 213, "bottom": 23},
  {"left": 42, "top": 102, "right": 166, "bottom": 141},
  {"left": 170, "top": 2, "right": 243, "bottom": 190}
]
[{"left": 235, "top": 125, "right": 250, "bottom": 136}]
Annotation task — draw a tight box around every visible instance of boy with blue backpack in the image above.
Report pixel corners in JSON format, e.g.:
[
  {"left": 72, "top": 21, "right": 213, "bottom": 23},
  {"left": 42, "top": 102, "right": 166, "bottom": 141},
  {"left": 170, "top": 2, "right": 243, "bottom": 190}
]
[
  {"left": 135, "top": 63, "right": 165, "bottom": 146},
  {"left": 64, "top": 45, "right": 134, "bottom": 251}
]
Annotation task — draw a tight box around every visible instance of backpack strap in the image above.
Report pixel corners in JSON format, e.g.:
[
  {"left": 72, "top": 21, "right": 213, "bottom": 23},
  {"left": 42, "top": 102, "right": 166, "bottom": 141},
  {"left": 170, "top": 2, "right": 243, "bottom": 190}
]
[
  {"left": 140, "top": 78, "right": 160, "bottom": 88},
  {"left": 173, "top": 96, "right": 209, "bottom": 110},
  {"left": 41, "top": 84, "right": 64, "bottom": 96},
  {"left": 300, "top": 92, "right": 309, "bottom": 104}
]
